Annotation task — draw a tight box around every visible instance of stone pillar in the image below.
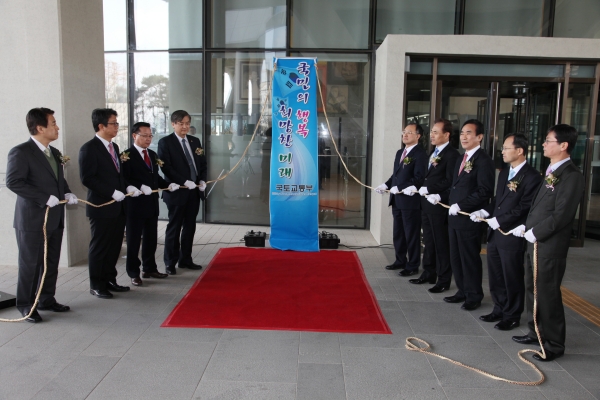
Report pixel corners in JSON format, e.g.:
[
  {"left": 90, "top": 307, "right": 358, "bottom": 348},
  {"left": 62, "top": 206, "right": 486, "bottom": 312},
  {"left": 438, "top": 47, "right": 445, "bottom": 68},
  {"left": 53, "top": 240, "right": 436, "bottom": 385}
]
[{"left": 0, "top": 0, "right": 105, "bottom": 267}]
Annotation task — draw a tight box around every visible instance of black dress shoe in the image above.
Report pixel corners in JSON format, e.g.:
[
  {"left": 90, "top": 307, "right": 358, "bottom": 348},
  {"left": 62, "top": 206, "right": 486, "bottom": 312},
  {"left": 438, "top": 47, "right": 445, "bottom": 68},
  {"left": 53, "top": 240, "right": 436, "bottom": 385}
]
[
  {"left": 409, "top": 275, "right": 437, "bottom": 284},
  {"left": 428, "top": 285, "right": 449, "bottom": 293},
  {"left": 533, "top": 350, "right": 562, "bottom": 362},
  {"left": 165, "top": 266, "right": 176, "bottom": 275},
  {"left": 399, "top": 269, "right": 418, "bottom": 277},
  {"left": 443, "top": 294, "right": 466, "bottom": 303},
  {"left": 142, "top": 271, "right": 168, "bottom": 279},
  {"left": 90, "top": 289, "right": 113, "bottom": 299},
  {"left": 37, "top": 302, "right": 70, "bottom": 312},
  {"left": 512, "top": 335, "right": 539, "bottom": 345},
  {"left": 23, "top": 310, "right": 43, "bottom": 323},
  {"left": 385, "top": 264, "right": 404, "bottom": 270},
  {"left": 131, "top": 277, "right": 142, "bottom": 286},
  {"left": 107, "top": 281, "right": 130, "bottom": 292},
  {"left": 179, "top": 262, "right": 203, "bottom": 270},
  {"left": 461, "top": 301, "right": 481, "bottom": 311},
  {"left": 495, "top": 320, "right": 520, "bottom": 331},
  {"left": 479, "top": 313, "right": 502, "bottom": 323}
]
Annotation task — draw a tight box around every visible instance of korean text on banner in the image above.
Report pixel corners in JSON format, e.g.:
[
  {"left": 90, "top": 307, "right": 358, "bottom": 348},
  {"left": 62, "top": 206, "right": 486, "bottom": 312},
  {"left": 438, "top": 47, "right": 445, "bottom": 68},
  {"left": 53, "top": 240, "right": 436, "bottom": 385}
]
[{"left": 269, "top": 58, "right": 319, "bottom": 251}]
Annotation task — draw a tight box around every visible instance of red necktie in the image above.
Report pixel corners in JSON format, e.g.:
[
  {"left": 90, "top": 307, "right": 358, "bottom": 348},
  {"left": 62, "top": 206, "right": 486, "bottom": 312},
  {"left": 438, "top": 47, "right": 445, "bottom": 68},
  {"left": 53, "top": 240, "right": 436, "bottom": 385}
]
[
  {"left": 458, "top": 153, "right": 468, "bottom": 175},
  {"left": 142, "top": 149, "right": 151, "bottom": 169}
]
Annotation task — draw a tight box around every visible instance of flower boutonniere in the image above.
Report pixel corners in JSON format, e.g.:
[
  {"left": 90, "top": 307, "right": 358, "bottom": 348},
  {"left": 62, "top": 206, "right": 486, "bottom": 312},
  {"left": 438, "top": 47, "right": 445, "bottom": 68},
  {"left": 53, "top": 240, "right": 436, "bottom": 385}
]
[
  {"left": 507, "top": 175, "right": 523, "bottom": 192},
  {"left": 431, "top": 155, "right": 442, "bottom": 167},
  {"left": 545, "top": 173, "right": 559, "bottom": 191},
  {"left": 402, "top": 157, "right": 413, "bottom": 166},
  {"left": 463, "top": 160, "right": 474, "bottom": 173},
  {"left": 195, "top": 147, "right": 204, "bottom": 156},
  {"left": 120, "top": 151, "right": 130, "bottom": 162},
  {"left": 59, "top": 154, "right": 71, "bottom": 166},
  {"left": 156, "top": 158, "right": 164, "bottom": 167}
]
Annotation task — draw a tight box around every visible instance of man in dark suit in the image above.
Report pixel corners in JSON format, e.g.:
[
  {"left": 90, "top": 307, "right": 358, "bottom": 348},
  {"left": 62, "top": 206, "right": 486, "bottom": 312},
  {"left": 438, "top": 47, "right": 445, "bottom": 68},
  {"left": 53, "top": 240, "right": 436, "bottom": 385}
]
[
  {"left": 511, "top": 124, "right": 584, "bottom": 362},
  {"left": 413, "top": 118, "right": 460, "bottom": 292},
  {"left": 375, "top": 123, "right": 427, "bottom": 276},
  {"left": 80, "top": 108, "right": 142, "bottom": 299},
  {"left": 121, "top": 122, "right": 181, "bottom": 286},
  {"left": 470, "top": 134, "right": 542, "bottom": 330},
  {"left": 429, "top": 119, "right": 494, "bottom": 311},
  {"left": 158, "top": 110, "right": 207, "bottom": 275},
  {"left": 6, "top": 107, "right": 78, "bottom": 323}
]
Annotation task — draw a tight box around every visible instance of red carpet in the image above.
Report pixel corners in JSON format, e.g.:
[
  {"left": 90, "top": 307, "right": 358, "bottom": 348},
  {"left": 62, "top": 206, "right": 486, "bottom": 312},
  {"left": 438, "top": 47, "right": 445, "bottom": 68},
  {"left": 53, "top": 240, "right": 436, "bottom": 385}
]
[{"left": 162, "top": 247, "right": 391, "bottom": 334}]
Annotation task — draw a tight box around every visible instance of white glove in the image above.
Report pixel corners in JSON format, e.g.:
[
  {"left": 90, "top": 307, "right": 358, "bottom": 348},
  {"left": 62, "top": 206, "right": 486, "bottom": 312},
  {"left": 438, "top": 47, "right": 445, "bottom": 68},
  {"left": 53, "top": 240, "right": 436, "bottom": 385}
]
[
  {"left": 524, "top": 229, "right": 536, "bottom": 243},
  {"left": 184, "top": 180, "right": 197, "bottom": 190},
  {"left": 486, "top": 217, "right": 500, "bottom": 230},
  {"left": 64, "top": 193, "right": 78, "bottom": 205},
  {"left": 140, "top": 184, "right": 152, "bottom": 195},
  {"left": 126, "top": 185, "right": 142, "bottom": 197},
  {"left": 402, "top": 185, "right": 417, "bottom": 196},
  {"left": 389, "top": 186, "right": 400, "bottom": 195},
  {"left": 374, "top": 183, "right": 387, "bottom": 194},
  {"left": 510, "top": 224, "right": 526, "bottom": 237},
  {"left": 426, "top": 194, "right": 441, "bottom": 205},
  {"left": 112, "top": 190, "right": 126, "bottom": 202},
  {"left": 418, "top": 187, "right": 429, "bottom": 196},
  {"left": 168, "top": 183, "right": 180, "bottom": 192},
  {"left": 469, "top": 209, "right": 489, "bottom": 222},
  {"left": 198, "top": 180, "right": 207, "bottom": 191},
  {"left": 449, "top": 203, "right": 460, "bottom": 216},
  {"left": 46, "top": 195, "right": 60, "bottom": 208}
]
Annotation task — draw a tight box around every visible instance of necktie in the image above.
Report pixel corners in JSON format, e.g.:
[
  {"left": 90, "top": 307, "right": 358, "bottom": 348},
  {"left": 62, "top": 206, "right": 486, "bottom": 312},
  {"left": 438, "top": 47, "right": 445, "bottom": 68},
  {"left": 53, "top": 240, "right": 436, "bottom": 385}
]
[
  {"left": 508, "top": 168, "right": 516, "bottom": 181},
  {"left": 142, "top": 149, "right": 152, "bottom": 169},
  {"left": 182, "top": 138, "right": 197, "bottom": 182},
  {"left": 44, "top": 148, "right": 50, "bottom": 157},
  {"left": 429, "top": 147, "right": 439, "bottom": 169},
  {"left": 546, "top": 165, "right": 552, "bottom": 176},
  {"left": 108, "top": 142, "right": 120, "bottom": 172},
  {"left": 399, "top": 148, "right": 407, "bottom": 164},
  {"left": 458, "top": 153, "right": 468, "bottom": 175}
]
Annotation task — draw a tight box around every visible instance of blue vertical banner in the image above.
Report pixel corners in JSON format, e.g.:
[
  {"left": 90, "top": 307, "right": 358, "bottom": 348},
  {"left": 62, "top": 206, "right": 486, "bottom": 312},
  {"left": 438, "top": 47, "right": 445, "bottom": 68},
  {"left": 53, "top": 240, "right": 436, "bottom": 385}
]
[{"left": 270, "top": 58, "right": 319, "bottom": 251}]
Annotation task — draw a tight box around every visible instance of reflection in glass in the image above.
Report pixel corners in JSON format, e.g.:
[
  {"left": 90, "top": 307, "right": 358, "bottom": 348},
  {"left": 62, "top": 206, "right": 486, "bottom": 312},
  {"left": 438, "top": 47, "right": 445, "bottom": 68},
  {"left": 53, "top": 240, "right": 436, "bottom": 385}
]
[
  {"left": 586, "top": 93, "right": 600, "bottom": 238},
  {"left": 294, "top": 53, "right": 370, "bottom": 227},
  {"left": 134, "top": 0, "right": 169, "bottom": 50},
  {"left": 464, "top": 0, "right": 545, "bottom": 37},
  {"left": 212, "top": 0, "right": 285, "bottom": 48},
  {"left": 291, "top": 0, "right": 369, "bottom": 49},
  {"left": 376, "top": 0, "right": 455, "bottom": 41},
  {"left": 437, "top": 63, "right": 564, "bottom": 78},
  {"left": 554, "top": 0, "right": 600, "bottom": 39},
  {"left": 104, "top": 53, "right": 129, "bottom": 150},
  {"left": 103, "top": 0, "right": 127, "bottom": 51},
  {"left": 405, "top": 79, "right": 432, "bottom": 149}
]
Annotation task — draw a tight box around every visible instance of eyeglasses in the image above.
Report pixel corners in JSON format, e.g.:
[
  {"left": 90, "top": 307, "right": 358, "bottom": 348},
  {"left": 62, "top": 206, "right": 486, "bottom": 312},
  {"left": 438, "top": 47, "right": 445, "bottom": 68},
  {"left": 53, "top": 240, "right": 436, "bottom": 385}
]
[
  {"left": 544, "top": 139, "right": 559, "bottom": 144},
  {"left": 402, "top": 131, "right": 417, "bottom": 135},
  {"left": 107, "top": 122, "right": 120, "bottom": 127},
  {"left": 176, "top": 122, "right": 191, "bottom": 127},
  {"left": 135, "top": 134, "right": 154, "bottom": 139},
  {"left": 501, "top": 147, "right": 515, "bottom": 151}
]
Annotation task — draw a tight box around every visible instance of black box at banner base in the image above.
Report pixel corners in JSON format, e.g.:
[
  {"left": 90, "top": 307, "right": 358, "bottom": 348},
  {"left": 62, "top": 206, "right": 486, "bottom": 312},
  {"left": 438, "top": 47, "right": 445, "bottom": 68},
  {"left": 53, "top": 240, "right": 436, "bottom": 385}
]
[
  {"left": 319, "top": 232, "right": 340, "bottom": 249},
  {"left": 244, "top": 231, "right": 266, "bottom": 247}
]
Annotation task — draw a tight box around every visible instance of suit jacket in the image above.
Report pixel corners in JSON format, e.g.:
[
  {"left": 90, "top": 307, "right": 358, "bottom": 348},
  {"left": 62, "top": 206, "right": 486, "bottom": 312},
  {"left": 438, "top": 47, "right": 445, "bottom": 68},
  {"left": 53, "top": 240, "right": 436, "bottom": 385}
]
[
  {"left": 6, "top": 139, "right": 71, "bottom": 232},
  {"left": 484, "top": 163, "right": 542, "bottom": 250},
  {"left": 526, "top": 160, "right": 584, "bottom": 258},
  {"left": 121, "top": 146, "right": 169, "bottom": 219},
  {"left": 420, "top": 144, "right": 461, "bottom": 215},
  {"left": 79, "top": 136, "right": 129, "bottom": 218},
  {"left": 385, "top": 145, "right": 427, "bottom": 210},
  {"left": 448, "top": 148, "right": 495, "bottom": 230},
  {"left": 158, "top": 133, "right": 207, "bottom": 206}
]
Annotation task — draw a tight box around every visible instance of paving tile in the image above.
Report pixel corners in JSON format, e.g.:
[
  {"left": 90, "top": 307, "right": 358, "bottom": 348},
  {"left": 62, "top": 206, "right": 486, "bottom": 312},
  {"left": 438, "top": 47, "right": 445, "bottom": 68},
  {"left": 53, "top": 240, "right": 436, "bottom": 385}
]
[
  {"left": 193, "top": 380, "right": 297, "bottom": 400},
  {"left": 339, "top": 309, "right": 413, "bottom": 349},
  {"left": 523, "top": 369, "right": 597, "bottom": 399},
  {"left": 399, "top": 302, "right": 488, "bottom": 336},
  {"left": 444, "top": 387, "right": 546, "bottom": 399},
  {"left": 555, "top": 354, "right": 600, "bottom": 398},
  {"left": 82, "top": 313, "right": 155, "bottom": 357},
  {"left": 297, "top": 363, "right": 345, "bottom": 400},
  {"left": 299, "top": 332, "right": 341, "bottom": 364}
]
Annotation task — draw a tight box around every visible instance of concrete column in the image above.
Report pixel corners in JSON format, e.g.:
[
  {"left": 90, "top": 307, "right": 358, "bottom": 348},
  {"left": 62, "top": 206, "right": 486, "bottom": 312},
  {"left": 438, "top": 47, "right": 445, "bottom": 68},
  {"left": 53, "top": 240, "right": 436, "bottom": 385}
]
[{"left": 0, "top": 0, "right": 105, "bottom": 267}]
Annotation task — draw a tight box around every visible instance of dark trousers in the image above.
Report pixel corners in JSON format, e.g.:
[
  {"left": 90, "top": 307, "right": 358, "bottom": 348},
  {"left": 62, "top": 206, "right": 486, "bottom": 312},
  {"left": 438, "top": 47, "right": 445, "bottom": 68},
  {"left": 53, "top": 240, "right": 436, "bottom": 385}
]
[
  {"left": 391, "top": 206, "right": 421, "bottom": 271},
  {"left": 15, "top": 229, "right": 63, "bottom": 314},
  {"left": 164, "top": 192, "right": 201, "bottom": 267},
  {"left": 126, "top": 215, "right": 159, "bottom": 277},
  {"left": 487, "top": 241, "right": 525, "bottom": 322},
  {"left": 421, "top": 211, "right": 452, "bottom": 285},
  {"left": 88, "top": 215, "right": 126, "bottom": 290},
  {"left": 448, "top": 227, "right": 484, "bottom": 302},
  {"left": 525, "top": 251, "right": 567, "bottom": 355}
]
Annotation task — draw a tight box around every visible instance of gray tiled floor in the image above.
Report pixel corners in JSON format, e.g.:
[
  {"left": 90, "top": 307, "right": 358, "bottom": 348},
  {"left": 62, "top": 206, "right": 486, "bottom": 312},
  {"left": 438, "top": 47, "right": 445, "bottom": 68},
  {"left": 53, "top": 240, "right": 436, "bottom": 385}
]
[{"left": 0, "top": 223, "right": 599, "bottom": 399}]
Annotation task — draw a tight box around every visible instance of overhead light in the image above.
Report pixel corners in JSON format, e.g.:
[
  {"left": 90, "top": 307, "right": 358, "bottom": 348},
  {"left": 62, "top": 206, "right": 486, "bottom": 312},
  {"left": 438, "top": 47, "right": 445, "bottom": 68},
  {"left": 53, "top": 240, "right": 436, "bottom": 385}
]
[
  {"left": 512, "top": 83, "right": 527, "bottom": 87},
  {"left": 420, "top": 89, "right": 430, "bottom": 92}
]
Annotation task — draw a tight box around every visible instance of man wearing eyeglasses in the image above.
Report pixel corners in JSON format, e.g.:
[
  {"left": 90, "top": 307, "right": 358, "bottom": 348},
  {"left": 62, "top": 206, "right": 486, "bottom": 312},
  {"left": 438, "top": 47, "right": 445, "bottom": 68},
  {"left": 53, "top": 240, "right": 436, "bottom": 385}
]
[
  {"left": 469, "top": 134, "right": 542, "bottom": 331},
  {"left": 510, "top": 124, "right": 584, "bottom": 362},
  {"left": 80, "top": 108, "right": 142, "bottom": 299},
  {"left": 375, "top": 123, "right": 427, "bottom": 276},
  {"left": 158, "top": 110, "right": 207, "bottom": 275},
  {"left": 121, "top": 122, "right": 181, "bottom": 286}
]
